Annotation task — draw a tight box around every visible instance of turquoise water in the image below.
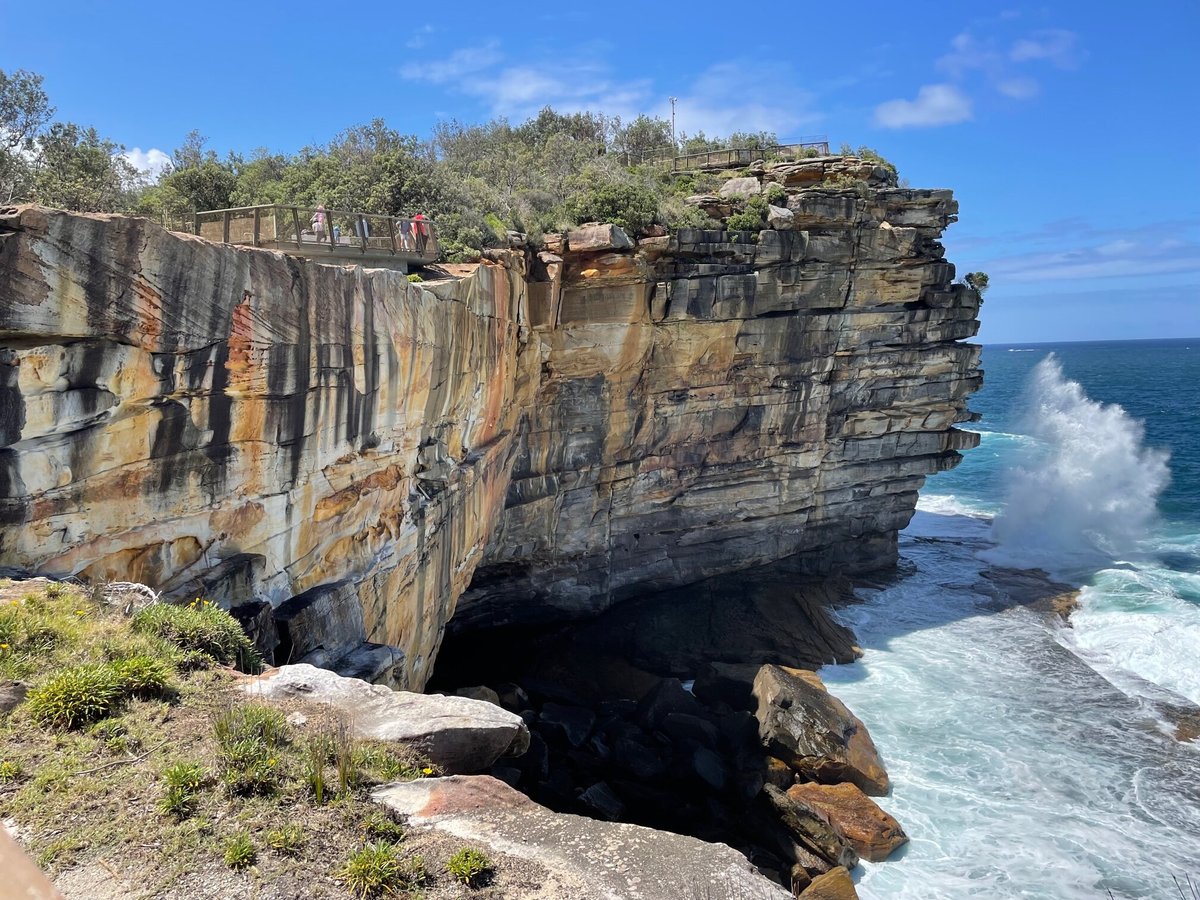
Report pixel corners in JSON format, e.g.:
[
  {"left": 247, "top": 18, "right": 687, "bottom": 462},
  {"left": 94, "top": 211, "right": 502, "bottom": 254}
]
[{"left": 820, "top": 339, "right": 1200, "bottom": 899}]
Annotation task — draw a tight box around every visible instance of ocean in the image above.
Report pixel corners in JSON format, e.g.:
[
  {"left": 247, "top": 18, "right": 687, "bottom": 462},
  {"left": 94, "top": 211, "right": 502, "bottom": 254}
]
[{"left": 819, "top": 338, "right": 1200, "bottom": 899}]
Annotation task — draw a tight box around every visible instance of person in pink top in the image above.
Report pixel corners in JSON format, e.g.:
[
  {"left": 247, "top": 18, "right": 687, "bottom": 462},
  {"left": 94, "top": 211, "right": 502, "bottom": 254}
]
[{"left": 412, "top": 213, "right": 428, "bottom": 254}]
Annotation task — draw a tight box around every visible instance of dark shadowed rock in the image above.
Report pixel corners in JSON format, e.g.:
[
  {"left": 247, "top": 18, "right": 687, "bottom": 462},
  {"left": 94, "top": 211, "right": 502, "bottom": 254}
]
[
  {"left": 754, "top": 665, "right": 889, "bottom": 795},
  {"left": 579, "top": 781, "right": 625, "bottom": 820},
  {"left": 540, "top": 702, "right": 596, "bottom": 748},
  {"left": 374, "top": 776, "right": 793, "bottom": 899}
]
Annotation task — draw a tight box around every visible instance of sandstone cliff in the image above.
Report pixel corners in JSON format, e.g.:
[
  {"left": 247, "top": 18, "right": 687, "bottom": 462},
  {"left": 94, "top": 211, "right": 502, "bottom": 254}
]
[{"left": 0, "top": 157, "right": 982, "bottom": 689}]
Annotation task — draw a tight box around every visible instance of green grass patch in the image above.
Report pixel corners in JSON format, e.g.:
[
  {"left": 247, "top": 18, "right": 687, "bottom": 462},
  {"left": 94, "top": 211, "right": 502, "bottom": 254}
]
[
  {"left": 337, "top": 842, "right": 405, "bottom": 898},
  {"left": 213, "top": 703, "right": 289, "bottom": 795},
  {"left": 158, "top": 760, "right": 207, "bottom": 818},
  {"left": 264, "top": 823, "right": 305, "bottom": 855}
]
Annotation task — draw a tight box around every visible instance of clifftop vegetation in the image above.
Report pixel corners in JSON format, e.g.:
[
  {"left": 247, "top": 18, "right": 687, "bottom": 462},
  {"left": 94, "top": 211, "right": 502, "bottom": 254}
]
[{"left": 1, "top": 66, "right": 898, "bottom": 262}]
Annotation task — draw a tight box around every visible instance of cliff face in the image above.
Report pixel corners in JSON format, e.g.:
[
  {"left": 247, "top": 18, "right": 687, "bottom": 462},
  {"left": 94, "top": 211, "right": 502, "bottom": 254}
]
[
  {"left": 461, "top": 170, "right": 981, "bottom": 627},
  {"left": 0, "top": 158, "right": 982, "bottom": 689}
]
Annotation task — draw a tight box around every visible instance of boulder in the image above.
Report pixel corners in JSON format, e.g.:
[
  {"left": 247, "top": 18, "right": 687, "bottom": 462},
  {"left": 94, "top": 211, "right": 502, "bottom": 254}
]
[
  {"left": 800, "top": 866, "right": 858, "bottom": 899},
  {"left": 762, "top": 784, "right": 857, "bottom": 869},
  {"left": 753, "top": 665, "right": 889, "bottom": 795},
  {"left": 720, "top": 176, "right": 763, "bottom": 199},
  {"left": 374, "top": 776, "right": 793, "bottom": 899},
  {"left": 567, "top": 223, "right": 634, "bottom": 252},
  {"left": 768, "top": 205, "right": 795, "bottom": 229},
  {"left": 0, "top": 680, "right": 28, "bottom": 715},
  {"left": 241, "top": 664, "right": 529, "bottom": 773},
  {"left": 787, "top": 782, "right": 908, "bottom": 861},
  {"left": 579, "top": 780, "right": 625, "bottom": 820}
]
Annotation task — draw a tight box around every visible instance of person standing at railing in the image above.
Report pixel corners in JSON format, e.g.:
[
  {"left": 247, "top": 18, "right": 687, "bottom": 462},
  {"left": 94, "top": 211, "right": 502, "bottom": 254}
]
[
  {"left": 311, "top": 204, "right": 327, "bottom": 242},
  {"left": 398, "top": 217, "right": 413, "bottom": 251},
  {"left": 413, "top": 212, "right": 428, "bottom": 254}
]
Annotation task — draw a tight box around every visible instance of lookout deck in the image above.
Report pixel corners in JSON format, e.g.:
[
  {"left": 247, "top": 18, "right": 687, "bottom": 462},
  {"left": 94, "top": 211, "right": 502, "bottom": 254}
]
[
  {"left": 662, "top": 139, "right": 832, "bottom": 173},
  {"left": 194, "top": 205, "right": 438, "bottom": 271}
]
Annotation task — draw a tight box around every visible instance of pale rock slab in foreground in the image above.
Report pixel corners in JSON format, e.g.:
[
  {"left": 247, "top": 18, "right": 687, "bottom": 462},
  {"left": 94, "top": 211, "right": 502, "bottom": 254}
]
[
  {"left": 240, "top": 664, "right": 529, "bottom": 773},
  {"left": 374, "top": 775, "right": 793, "bottom": 900}
]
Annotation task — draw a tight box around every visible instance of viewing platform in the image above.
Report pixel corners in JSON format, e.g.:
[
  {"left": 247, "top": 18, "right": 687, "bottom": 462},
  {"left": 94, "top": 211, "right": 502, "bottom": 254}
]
[{"left": 193, "top": 205, "right": 438, "bottom": 271}]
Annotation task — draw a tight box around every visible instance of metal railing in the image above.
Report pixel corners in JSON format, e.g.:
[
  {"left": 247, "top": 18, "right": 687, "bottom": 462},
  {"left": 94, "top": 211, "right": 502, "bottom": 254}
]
[
  {"left": 657, "top": 138, "right": 832, "bottom": 173},
  {"left": 192, "top": 205, "right": 439, "bottom": 263}
]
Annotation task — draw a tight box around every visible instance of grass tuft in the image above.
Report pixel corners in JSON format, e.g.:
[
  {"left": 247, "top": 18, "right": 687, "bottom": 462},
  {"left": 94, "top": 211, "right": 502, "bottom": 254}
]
[
  {"left": 213, "top": 703, "right": 289, "bottom": 795},
  {"left": 446, "top": 846, "right": 493, "bottom": 888},
  {"left": 132, "top": 600, "right": 261, "bottom": 673},
  {"left": 265, "top": 823, "right": 304, "bottom": 855},
  {"left": 158, "top": 760, "right": 206, "bottom": 818},
  {"left": 361, "top": 810, "right": 406, "bottom": 842},
  {"left": 26, "top": 663, "right": 123, "bottom": 729},
  {"left": 337, "top": 842, "right": 404, "bottom": 898},
  {"left": 223, "top": 831, "right": 256, "bottom": 869}
]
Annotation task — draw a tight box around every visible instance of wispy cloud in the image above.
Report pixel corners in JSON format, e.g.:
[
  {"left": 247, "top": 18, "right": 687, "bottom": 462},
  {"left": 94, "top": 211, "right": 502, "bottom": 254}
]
[
  {"left": 996, "top": 77, "right": 1040, "bottom": 99},
  {"left": 1010, "top": 29, "right": 1084, "bottom": 68},
  {"left": 405, "top": 24, "right": 435, "bottom": 50},
  {"left": 401, "top": 42, "right": 503, "bottom": 86},
  {"left": 400, "top": 44, "right": 822, "bottom": 136},
  {"left": 874, "top": 84, "right": 972, "bottom": 128}
]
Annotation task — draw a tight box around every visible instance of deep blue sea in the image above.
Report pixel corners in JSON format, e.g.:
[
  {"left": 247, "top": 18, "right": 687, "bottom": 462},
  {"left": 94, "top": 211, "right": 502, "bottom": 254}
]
[{"left": 820, "top": 338, "right": 1200, "bottom": 899}]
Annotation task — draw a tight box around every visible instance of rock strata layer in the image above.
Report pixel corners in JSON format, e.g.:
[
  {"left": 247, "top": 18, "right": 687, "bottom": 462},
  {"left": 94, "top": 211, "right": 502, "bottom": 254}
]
[{"left": 0, "top": 156, "right": 981, "bottom": 689}]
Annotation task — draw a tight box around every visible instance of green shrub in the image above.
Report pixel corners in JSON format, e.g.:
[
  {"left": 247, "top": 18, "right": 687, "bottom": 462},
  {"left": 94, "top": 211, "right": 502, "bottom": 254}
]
[
  {"left": 158, "top": 760, "right": 206, "bottom": 818},
  {"left": 223, "top": 831, "right": 256, "bottom": 869},
  {"left": 726, "top": 194, "right": 770, "bottom": 233},
  {"left": 400, "top": 854, "right": 428, "bottom": 886},
  {"left": 446, "top": 847, "right": 493, "bottom": 888},
  {"left": 213, "top": 703, "right": 289, "bottom": 794},
  {"left": 265, "top": 824, "right": 304, "bottom": 855},
  {"left": 0, "top": 760, "right": 21, "bottom": 783},
  {"left": 564, "top": 181, "right": 659, "bottom": 235},
  {"left": 132, "top": 600, "right": 261, "bottom": 673},
  {"left": 406, "top": 273, "right": 423, "bottom": 283},
  {"left": 765, "top": 184, "right": 788, "bottom": 206},
  {"left": 111, "top": 653, "right": 173, "bottom": 697},
  {"left": 338, "top": 843, "right": 404, "bottom": 898},
  {"left": 963, "top": 271, "right": 990, "bottom": 296},
  {"left": 26, "top": 663, "right": 123, "bottom": 728}
]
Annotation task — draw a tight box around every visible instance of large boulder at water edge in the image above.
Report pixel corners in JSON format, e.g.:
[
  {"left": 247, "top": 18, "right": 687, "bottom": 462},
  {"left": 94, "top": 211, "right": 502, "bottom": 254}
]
[
  {"left": 374, "top": 775, "right": 793, "bottom": 900},
  {"left": 799, "top": 866, "right": 859, "bottom": 899},
  {"left": 240, "top": 664, "right": 529, "bottom": 773},
  {"left": 787, "top": 782, "right": 908, "bottom": 861},
  {"left": 753, "top": 665, "right": 890, "bottom": 795}
]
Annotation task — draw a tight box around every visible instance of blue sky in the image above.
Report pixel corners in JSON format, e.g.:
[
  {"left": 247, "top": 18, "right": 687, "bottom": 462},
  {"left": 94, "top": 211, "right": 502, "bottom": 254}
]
[{"left": 3, "top": 0, "right": 1197, "bottom": 343}]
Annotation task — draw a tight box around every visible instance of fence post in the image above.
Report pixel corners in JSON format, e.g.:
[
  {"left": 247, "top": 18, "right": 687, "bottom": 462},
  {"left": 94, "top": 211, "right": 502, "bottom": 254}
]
[
  {"left": 253, "top": 207, "right": 261, "bottom": 246},
  {"left": 222, "top": 211, "right": 230, "bottom": 243},
  {"left": 387, "top": 217, "right": 397, "bottom": 255},
  {"left": 291, "top": 208, "right": 302, "bottom": 249}
]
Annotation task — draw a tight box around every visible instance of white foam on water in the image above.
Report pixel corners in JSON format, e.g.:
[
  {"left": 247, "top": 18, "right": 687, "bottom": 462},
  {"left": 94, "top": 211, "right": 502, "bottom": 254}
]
[{"left": 822, "top": 521, "right": 1200, "bottom": 899}]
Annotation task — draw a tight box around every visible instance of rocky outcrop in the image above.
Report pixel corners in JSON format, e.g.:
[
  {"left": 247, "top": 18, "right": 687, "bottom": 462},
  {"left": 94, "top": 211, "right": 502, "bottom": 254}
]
[
  {"left": 374, "top": 775, "right": 793, "bottom": 899},
  {"left": 0, "top": 155, "right": 981, "bottom": 690},
  {"left": 240, "top": 664, "right": 529, "bottom": 773}
]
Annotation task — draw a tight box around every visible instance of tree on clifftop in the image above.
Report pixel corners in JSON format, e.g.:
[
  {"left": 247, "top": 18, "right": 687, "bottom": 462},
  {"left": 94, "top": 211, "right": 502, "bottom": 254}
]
[
  {"left": 964, "top": 271, "right": 990, "bottom": 296},
  {"left": 0, "top": 68, "right": 53, "bottom": 204}
]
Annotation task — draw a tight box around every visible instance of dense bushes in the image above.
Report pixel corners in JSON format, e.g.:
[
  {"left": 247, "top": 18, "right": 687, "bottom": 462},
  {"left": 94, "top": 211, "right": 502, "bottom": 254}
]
[
  {"left": 132, "top": 599, "right": 261, "bottom": 672},
  {"left": 564, "top": 180, "right": 660, "bottom": 235}
]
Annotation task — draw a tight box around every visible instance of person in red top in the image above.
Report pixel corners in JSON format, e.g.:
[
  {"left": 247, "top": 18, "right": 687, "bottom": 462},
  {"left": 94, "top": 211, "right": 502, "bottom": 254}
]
[{"left": 412, "top": 213, "right": 428, "bottom": 254}]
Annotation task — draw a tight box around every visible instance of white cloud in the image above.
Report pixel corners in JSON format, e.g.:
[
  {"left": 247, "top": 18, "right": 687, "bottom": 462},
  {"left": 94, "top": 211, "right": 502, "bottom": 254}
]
[
  {"left": 401, "top": 42, "right": 502, "bottom": 85},
  {"left": 1010, "top": 29, "right": 1082, "bottom": 68},
  {"left": 667, "top": 62, "right": 822, "bottom": 139},
  {"left": 996, "top": 77, "right": 1040, "bottom": 99},
  {"left": 122, "top": 147, "right": 172, "bottom": 180},
  {"left": 937, "top": 32, "right": 1001, "bottom": 78},
  {"left": 874, "top": 84, "right": 972, "bottom": 128}
]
